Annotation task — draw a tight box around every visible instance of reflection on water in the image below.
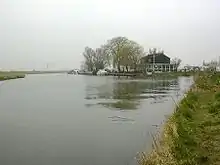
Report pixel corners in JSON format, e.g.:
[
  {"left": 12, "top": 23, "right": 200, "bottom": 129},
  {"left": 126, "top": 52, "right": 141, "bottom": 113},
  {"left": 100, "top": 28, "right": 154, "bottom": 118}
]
[
  {"left": 85, "top": 78, "right": 180, "bottom": 110},
  {"left": 100, "top": 100, "right": 139, "bottom": 110}
]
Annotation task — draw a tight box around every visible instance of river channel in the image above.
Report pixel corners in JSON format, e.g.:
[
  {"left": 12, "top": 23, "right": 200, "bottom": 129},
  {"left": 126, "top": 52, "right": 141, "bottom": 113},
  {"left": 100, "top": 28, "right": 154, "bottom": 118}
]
[{"left": 0, "top": 74, "right": 193, "bottom": 165}]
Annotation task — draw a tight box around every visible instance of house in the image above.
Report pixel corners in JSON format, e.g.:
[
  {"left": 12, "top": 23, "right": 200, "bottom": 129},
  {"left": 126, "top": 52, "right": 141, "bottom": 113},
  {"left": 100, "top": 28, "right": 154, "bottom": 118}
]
[{"left": 141, "top": 52, "right": 176, "bottom": 72}]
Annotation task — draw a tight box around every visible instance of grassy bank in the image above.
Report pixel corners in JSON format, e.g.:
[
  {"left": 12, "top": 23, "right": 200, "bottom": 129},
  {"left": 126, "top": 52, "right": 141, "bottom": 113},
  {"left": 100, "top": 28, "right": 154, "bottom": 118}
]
[
  {"left": 139, "top": 72, "right": 220, "bottom": 165},
  {"left": 0, "top": 72, "right": 25, "bottom": 81}
]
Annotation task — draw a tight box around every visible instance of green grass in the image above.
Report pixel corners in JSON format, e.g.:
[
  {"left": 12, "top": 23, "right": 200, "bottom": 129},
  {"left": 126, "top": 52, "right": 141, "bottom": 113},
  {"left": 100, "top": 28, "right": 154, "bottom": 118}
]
[
  {"left": 138, "top": 72, "right": 220, "bottom": 165},
  {"left": 0, "top": 71, "right": 25, "bottom": 81}
]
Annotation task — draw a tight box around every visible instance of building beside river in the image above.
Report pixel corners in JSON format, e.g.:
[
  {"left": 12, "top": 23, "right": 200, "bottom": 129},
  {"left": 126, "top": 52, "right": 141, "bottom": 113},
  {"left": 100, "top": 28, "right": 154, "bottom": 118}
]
[{"left": 141, "top": 52, "right": 177, "bottom": 72}]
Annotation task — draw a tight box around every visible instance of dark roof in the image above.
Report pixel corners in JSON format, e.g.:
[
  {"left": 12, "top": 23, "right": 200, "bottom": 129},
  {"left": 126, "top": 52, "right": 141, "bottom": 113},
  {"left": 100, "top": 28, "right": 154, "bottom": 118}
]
[{"left": 142, "top": 53, "right": 170, "bottom": 60}]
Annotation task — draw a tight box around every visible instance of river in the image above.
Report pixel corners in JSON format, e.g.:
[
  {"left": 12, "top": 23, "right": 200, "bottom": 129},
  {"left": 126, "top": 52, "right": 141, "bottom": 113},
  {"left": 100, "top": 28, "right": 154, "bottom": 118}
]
[{"left": 0, "top": 74, "right": 193, "bottom": 165}]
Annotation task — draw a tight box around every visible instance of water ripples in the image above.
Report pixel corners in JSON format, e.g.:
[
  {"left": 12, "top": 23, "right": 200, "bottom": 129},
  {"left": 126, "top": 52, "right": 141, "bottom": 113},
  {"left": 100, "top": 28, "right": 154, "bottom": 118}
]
[{"left": 84, "top": 77, "right": 192, "bottom": 111}]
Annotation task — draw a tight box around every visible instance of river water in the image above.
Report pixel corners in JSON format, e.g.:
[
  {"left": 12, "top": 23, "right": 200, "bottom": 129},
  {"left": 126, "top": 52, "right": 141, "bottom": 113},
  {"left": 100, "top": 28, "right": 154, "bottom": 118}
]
[{"left": 0, "top": 74, "right": 193, "bottom": 165}]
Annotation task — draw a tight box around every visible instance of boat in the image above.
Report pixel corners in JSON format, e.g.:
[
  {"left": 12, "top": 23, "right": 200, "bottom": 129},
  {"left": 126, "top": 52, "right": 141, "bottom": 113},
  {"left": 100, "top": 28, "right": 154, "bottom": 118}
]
[
  {"left": 97, "top": 69, "right": 108, "bottom": 76},
  {"left": 67, "top": 69, "right": 79, "bottom": 75},
  {"left": 78, "top": 70, "right": 93, "bottom": 75}
]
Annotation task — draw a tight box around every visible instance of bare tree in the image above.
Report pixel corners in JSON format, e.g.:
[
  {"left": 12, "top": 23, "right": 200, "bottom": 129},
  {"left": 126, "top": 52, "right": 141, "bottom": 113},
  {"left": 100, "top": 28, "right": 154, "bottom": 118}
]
[
  {"left": 80, "top": 61, "right": 86, "bottom": 71},
  {"left": 171, "top": 57, "right": 182, "bottom": 70},
  {"left": 82, "top": 45, "right": 109, "bottom": 72},
  {"left": 152, "top": 48, "right": 157, "bottom": 54},
  {"left": 93, "top": 47, "right": 109, "bottom": 71},
  {"left": 83, "top": 37, "right": 146, "bottom": 73},
  {"left": 104, "top": 37, "right": 145, "bottom": 72},
  {"left": 104, "top": 36, "right": 130, "bottom": 72},
  {"left": 149, "top": 48, "right": 153, "bottom": 55},
  {"left": 126, "top": 40, "right": 145, "bottom": 72},
  {"left": 118, "top": 46, "right": 131, "bottom": 72},
  {"left": 148, "top": 48, "right": 161, "bottom": 55},
  {"left": 83, "top": 47, "right": 96, "bottom": 71}
]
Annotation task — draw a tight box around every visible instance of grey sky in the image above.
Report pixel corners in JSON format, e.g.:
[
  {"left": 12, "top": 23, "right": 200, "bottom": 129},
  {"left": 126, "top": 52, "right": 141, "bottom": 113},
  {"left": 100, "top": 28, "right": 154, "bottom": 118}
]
[{"left": 0, "top": 0, "right": 220, "bottom": 70}]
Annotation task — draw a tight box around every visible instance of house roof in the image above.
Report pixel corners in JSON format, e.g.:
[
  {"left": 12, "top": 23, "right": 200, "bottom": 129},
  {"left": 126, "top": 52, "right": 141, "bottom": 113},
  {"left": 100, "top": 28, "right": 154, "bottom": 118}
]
[
  {"left": 142, "top": 53, "right": 170, "bottom": 60},
  {"left": 142, "top": 53, "right": 170, "bottom": 59}
]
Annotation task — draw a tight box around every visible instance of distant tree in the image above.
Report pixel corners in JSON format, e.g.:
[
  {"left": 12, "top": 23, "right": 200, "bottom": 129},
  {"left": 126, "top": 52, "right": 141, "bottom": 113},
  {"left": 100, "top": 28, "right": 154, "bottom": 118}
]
[
  {"left": 171, "top": 57, "right": 182, "bottom": 70},
  {"left": 83, "top": 47, "right": 96, "bottom": 71},
  {"left": 152, "top": 48, "right": 157, "bottom": 54},
  {"left": 118, "top": 46, "right": 131, "bottom": 72},
  {"left": 104, "top": 36, "right": 130, "bottom": 72},
  {"left": 93, "top": 46, "right": 109, "bottom": 71},
  {"left": 125, "top": 40, "right": 145, "bottom": 72},
  {"left": 82, "top": 37, "right": 146, "bottom": 73},
  {"left": 203, "top": 60, "right": 218, "bottom": 71},
  {"left": 148, "top": 48, "right": 165, "bottom": 56},
  {"left": 104, "top": 37, "right": 145, "bottom": 72},
  {"left": 82, "top": 46, "right": 109, "bottom": 72},
  {"left": 80, "top": 61, "right": 86, "bottom": 71}
]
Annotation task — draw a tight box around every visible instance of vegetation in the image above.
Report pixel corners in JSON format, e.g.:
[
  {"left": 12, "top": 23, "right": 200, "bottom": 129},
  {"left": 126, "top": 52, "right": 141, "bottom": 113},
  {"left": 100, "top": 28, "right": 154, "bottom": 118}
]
[
  {"left": 171, "top": 57, "right": 182, "bottom": 70},
  {"left": 82, "top": 46, "right": 109, "bottom": 72},
  {"left": 82, "top": 36, "right": 145, "bottom": 72},
  {"left": 82, "top": 36, "right": 183, "bottom": 74},
  {"left": 138, "top": 72, "right": 220, "bottom": 165},
  {"left": 0, "top": 72, "right": 25, "bottom": 81},
  {"left": 203, "top": 60, "right": 219, "bottom": 71},
  {"left": 104, "top": 37, "right": 145, "bottom": 72}
]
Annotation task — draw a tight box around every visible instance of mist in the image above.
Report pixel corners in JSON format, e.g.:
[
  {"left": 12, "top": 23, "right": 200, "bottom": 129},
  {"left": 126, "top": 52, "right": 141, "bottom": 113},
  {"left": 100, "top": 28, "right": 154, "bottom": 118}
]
[{"left": 0, "top": 0, "right": 220, "bottom": 70}]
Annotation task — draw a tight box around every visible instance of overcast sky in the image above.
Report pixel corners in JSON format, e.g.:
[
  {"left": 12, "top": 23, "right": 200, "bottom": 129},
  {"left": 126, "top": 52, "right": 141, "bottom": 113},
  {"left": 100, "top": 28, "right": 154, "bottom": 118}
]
[{"left": 0, "top": 0, "right": 220, "bottom": 70}]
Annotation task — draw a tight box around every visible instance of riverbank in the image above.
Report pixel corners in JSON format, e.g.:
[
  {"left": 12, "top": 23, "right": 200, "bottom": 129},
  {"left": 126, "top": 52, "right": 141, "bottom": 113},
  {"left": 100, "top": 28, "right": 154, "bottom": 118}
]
[
  {"left": 139, "top": 72, "right": 220, "bottom": 165},
  {"left": 108, "top": 71, "right": 193, "bottom": 78},
  {"left": 152, "top": 71, "right": 193, "bottom": 77},
  {"left": 78, "top": 71, "right": 194, "bottom": 78},
  {"left": 0, "top": 72, "right": 25, "bottom": 81}
]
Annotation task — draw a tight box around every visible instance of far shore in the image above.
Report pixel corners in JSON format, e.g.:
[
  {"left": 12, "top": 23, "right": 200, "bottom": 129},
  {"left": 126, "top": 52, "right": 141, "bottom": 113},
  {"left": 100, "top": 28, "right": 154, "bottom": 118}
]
[
  {"left": 0, "top": 70, "right": 71, "bottom": 81},
  {"left": 76, "top": 70, "right": 195, "bottom": 78},
  {"left": 0, "top": 72, "right": 26, "bottom": 81}
]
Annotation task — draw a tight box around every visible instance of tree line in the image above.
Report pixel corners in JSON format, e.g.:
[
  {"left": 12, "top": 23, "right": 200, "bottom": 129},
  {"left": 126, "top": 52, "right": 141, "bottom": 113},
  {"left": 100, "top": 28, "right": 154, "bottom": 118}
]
[
  {"left": 203, "top": 60, "right": 219, "bottom": 71},
  {"left": 81, "top": 36, "right": 181, "bottom": 73}
]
